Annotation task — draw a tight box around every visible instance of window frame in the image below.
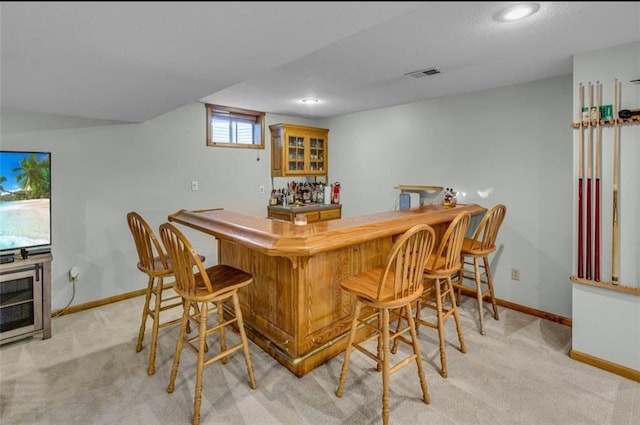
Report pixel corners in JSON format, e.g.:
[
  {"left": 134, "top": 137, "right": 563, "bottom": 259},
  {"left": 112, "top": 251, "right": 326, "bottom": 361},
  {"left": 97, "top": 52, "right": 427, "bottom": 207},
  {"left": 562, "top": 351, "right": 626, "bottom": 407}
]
[{"left": 205, "top": 103, "right": 265, "bottom": 149}]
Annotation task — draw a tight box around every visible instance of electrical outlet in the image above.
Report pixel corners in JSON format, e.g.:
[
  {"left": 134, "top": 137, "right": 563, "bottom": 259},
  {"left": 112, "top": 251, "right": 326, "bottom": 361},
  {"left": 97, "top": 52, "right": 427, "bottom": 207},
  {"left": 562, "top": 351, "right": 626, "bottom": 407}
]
[
  {"left": 511, "top": 268, "right": 521, "bottom": 281},
  {"left": 69, "top": 266, "right": 80, "bottom": 282},
  {"left": 259, "top": 185, "right": 265, "bottom": 194},
  {"left": 191, "top": 181, "right": 198, "bottom": 191}
]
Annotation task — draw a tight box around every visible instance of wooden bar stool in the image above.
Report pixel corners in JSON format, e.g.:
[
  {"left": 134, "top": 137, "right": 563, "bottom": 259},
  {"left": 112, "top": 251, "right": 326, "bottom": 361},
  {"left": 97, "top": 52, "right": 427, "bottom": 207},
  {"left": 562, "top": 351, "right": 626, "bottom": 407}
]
[
  {"left": 454, "top": 204, "right": 507, "bottom": 335},
  {"left": 335, "top": 224, "right": 436, "bottom": 425},
  {"left": 160, "top": 222, "right": 256, "bottom": 425},
  {"left": 412, "top": 210, "right": 470, "bottom": 378},
  {"left": 127, "top": 211, "right": 200, "bottom": 376}
]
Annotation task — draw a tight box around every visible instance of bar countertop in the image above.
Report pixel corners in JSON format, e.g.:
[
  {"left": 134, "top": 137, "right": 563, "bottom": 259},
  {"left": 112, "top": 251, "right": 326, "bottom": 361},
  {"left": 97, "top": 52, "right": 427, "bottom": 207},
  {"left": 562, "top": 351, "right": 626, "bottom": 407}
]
[{"left": 168, "top": 203, "right": 486, "bottom": 257}]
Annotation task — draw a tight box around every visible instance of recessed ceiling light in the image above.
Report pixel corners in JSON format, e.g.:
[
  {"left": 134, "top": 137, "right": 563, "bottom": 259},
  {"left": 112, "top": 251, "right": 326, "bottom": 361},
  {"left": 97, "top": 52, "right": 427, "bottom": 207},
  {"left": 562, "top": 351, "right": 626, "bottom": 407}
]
[
  {"left": 494, "top": 3, "right": 540, "bottom": 22},
  {"left": 301, "top": 97, "right": 319, "bottom": 104}
]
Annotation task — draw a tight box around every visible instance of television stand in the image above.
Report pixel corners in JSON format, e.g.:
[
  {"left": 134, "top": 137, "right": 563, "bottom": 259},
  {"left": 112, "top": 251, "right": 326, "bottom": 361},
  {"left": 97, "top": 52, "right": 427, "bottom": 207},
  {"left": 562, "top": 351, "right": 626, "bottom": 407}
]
[{"left": 0, "top": 253, "right": 53, "bottom": 344}]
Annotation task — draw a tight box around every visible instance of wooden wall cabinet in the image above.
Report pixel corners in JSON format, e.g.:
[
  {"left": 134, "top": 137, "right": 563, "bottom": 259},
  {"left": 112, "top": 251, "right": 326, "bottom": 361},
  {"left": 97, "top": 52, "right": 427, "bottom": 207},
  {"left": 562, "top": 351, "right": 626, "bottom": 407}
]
[{"left": 270, "top": 123, "right": 329, "bottom": 177}]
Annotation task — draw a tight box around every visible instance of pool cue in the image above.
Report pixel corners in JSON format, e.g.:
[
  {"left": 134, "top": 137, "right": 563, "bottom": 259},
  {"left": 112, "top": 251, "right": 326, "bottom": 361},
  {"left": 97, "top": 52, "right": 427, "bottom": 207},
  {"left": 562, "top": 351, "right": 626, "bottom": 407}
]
[
  {"left": 586, "top": 82, "right": 593, "bottom": 280},
  {"left": 612, "top": 79, "right": 619, "bottom": 283},
  {"left": 594, "top": 81, "right": 601, "bottom": 281},
  {"left": 577, "top": 83, "right": 585, "bottom": 278}
]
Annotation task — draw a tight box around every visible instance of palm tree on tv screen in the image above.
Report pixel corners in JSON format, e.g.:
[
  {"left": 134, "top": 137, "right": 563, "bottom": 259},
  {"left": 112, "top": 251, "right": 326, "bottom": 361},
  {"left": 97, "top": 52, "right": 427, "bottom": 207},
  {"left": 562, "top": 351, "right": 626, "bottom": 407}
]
[{"left": 12, "top": 154, "right": 50, "bottom": 199}]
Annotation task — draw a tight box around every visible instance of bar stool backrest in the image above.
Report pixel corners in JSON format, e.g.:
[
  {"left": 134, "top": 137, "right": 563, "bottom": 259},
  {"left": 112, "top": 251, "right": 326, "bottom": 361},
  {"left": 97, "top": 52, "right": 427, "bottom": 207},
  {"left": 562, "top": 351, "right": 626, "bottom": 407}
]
[
  {"left": 159, "top": 223, "right": 213, "bottom": 297},
  {"left": 377, "top": 224, "right": 435, "bottom": 302},
  {"left": 468, "top": 204, "right": 507, "bottom": 254},
  {"left": 127, "top": 212, "right": 170, "bottom": 276},
  {"left": 426, "top": 211, "right": 471, "bottom": 276}
]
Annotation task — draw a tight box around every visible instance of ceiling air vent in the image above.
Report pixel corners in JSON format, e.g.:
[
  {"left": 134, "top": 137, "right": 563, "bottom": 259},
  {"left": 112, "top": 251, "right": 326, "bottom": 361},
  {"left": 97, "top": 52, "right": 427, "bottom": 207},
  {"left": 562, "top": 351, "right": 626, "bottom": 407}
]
[{"left": 405, "top": 68, "right": 441, "bottom": 79}]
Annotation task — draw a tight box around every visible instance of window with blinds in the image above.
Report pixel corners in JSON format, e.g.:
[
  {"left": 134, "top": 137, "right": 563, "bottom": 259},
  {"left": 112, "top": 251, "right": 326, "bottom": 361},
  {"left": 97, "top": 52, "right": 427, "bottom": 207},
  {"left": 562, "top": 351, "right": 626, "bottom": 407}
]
[{"left": 205, "top": 104, "right": 265, "bottom": 149}]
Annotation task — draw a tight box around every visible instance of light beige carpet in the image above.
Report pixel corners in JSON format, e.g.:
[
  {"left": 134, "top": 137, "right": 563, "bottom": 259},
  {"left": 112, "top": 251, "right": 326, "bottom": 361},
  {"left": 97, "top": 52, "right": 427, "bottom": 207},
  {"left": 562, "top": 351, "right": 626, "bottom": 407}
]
[{"left": 1, "top": 295, "right": 637, "bottom": 425}]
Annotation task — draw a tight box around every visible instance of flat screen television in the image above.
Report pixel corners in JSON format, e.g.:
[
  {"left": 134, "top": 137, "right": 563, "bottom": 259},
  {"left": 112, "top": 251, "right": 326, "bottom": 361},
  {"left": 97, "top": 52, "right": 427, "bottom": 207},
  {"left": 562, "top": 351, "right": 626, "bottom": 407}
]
[{"left": 0, "top": 151, "right": 52, "bottom": 257}]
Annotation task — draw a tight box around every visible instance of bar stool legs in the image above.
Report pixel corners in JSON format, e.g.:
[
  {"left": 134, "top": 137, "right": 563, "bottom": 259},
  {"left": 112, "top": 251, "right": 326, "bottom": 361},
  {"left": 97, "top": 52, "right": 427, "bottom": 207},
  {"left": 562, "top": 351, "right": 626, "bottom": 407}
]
[
  {"left": 136, "top": 275, "right": 186, "bottom": 376},
  {"left": 415, "top": 275, "right": 466, "bottom": 378},
  {"left": 336, "top": 301, "right": 430, "bottom": 425},
  {"left": 167, "top": 295, "right": 256, "bottom": 425},
  {"left": 135, "top": 275, "right": 155, "bottom": 354},
  {"left": 464, "top": 255, "right": 499, "bottom": 334},
  {"left": 335, "top": 302, "right": 361, "bottom": 399}
]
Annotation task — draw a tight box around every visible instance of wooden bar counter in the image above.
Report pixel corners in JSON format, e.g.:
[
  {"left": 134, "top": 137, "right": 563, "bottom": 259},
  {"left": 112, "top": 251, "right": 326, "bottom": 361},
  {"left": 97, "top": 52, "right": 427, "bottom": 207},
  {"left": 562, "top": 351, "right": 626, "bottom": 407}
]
[{"left": 168, "top": 203, "right": 486, "bottom": 377}]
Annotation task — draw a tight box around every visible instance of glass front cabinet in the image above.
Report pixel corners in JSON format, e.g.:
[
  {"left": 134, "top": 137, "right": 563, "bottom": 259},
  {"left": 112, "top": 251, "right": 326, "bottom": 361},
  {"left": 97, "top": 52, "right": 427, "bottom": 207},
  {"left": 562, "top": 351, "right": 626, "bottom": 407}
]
[{"left": 270, "top": 123, "right": 329, "bottom": 177}]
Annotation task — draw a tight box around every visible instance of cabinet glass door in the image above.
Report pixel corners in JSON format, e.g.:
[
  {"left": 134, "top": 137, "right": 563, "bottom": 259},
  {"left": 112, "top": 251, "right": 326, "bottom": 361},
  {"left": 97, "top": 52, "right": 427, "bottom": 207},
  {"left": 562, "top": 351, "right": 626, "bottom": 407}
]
[
  {"left": 287, "top": 135, "right": 305, "bottom": 172},
  {"left": 309, "top": 137, "right": 325, "bottom": 172}
]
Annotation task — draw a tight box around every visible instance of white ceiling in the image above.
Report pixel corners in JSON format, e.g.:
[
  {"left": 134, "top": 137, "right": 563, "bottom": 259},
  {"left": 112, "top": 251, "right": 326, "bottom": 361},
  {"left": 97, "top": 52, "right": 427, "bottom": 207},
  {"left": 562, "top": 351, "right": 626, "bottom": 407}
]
[{"left": 2, "top": 2, "right": 639, "bottom": 123}]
